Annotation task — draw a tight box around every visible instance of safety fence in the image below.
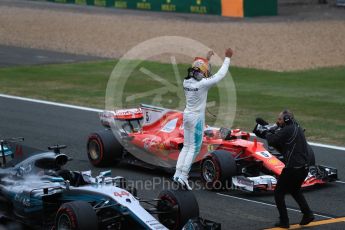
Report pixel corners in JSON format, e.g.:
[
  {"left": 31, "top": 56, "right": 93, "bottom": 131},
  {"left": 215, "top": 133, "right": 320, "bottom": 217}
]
[{"left": 45, "top": 0, "right": 277, "bottom": 17}]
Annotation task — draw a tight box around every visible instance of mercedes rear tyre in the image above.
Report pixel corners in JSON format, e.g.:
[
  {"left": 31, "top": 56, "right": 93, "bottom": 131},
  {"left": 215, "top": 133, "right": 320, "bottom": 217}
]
[{"left": 157, "top": 189, "right": 199, "bottom": 230}]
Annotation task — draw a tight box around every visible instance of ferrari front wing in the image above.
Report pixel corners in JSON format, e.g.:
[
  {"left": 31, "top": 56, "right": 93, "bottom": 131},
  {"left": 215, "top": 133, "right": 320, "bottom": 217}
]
[
  {"left": 232, "top": 165, "right": 338, "bottom": 192},
  {"left": 232, "top": 175, "right": 277, "bottom": 192}
]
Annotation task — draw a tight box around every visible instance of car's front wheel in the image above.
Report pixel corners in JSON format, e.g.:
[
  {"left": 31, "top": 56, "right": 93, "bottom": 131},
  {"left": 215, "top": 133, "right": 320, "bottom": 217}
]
[
  {"left": 55, "top": 201, "right": 98, "bottom": 230},
  {"left": 201, "top": 150, "right": 237, "bottom": 190},
  {"left": 157, "top": 190, "right": 199, "bottom": 230}
]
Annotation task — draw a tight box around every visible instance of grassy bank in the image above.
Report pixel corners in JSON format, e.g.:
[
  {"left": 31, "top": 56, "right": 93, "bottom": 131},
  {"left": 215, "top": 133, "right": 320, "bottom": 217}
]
[{"left": 0, "top": 61, "right": 344, "bottom": 145}]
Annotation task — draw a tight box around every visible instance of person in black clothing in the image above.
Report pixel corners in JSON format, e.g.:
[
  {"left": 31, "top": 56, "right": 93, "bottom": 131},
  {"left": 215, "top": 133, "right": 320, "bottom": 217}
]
[{"left": 254, "top": 110, "right": 315, "bottom": 228}]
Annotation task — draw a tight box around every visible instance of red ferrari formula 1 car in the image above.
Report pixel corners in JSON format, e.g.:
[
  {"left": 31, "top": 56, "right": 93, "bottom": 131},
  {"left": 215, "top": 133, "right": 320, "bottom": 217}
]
[{"left": 87, "top": 104, "right": 338, "bottom": 192}]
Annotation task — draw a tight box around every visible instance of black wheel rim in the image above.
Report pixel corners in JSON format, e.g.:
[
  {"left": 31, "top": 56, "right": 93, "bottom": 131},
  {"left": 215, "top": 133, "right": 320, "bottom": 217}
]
[
  {"left": 203, "top": 159, "right": 216, "bottom": 182},
  {"left": 57, "top": 213, "right": 73, "bottom": 230}
]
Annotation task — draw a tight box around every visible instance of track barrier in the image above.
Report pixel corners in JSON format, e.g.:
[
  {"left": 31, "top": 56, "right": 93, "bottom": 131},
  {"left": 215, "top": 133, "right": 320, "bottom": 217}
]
[{"left": 44, "top": 0, "right": 277, "bottom": 17}]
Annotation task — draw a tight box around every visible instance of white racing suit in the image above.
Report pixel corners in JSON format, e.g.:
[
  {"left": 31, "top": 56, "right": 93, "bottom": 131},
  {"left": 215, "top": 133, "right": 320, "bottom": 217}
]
[{"left": 174, "top": 57, "right": 231, "bottom": 181}]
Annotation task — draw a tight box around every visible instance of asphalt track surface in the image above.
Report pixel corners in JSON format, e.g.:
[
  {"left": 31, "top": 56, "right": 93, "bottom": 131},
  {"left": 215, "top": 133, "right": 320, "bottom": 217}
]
[
  {"left": 0, "top": 96, "right": 345, "bottom": 230},
  {"left": 0, "top": 44, "right": 104, "bottom": 67}
]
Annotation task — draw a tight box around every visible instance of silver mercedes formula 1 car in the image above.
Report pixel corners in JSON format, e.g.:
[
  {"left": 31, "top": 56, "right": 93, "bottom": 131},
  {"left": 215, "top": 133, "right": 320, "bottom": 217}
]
[{"left": 0, "top": 137, "right": 220, "bottom": 230}]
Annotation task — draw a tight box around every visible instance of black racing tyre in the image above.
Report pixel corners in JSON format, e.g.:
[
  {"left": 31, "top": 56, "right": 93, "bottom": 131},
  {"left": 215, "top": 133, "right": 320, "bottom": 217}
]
[
  {"left": 0, "top": 196, "right": 11, "bottom": 213},
  {"left": 201, "top": 150, "right": 237, "bottom": 190},
  {"left": 55, "top": 201, "right": 98, "bottom": 230},
  {"left": 157, "top": 190, "right": 199, "bottom": 230},
  {"left": 87, "top": 129, "right": 123, "bottom": 167}
]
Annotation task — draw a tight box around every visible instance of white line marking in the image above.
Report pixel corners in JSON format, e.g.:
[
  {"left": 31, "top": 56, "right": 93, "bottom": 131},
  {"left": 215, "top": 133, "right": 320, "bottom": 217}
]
[
  {"left": 0, "top": 93, "right": 344, "bottom": 151},
  {"left": 307, "top": 142, "right": 345, "bottom": 151},
  {"left": 336, "top": 180, "right": 345, "bottom": 184},
  {"left": 217, "top": 193, "right": 333, "bottom": 219},
  {"left": 0, "top": 94, "right": 102, "bottom": 113}
]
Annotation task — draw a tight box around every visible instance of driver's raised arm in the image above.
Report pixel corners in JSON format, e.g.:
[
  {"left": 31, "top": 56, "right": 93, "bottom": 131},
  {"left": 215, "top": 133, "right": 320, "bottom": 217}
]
[{"left": 201, "top": 48, "right": 232, "bottom": 89}]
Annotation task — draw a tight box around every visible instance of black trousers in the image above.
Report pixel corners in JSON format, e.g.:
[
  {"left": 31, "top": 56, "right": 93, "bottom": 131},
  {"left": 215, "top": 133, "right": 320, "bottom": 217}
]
[{"left": 274, "top": 167, "right": 312, "bottom": 222}]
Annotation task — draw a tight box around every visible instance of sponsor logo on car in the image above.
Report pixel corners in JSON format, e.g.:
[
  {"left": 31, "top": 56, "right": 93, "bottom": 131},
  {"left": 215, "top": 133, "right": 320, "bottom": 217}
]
[
  {"left": 256, "top": 151, "right": 272, "bottom": 158},
  {"left": 114, "top": 191, "right": 130, "bottom": 198},
  {"left": 142, "top": 137, "right": 160, "bottom": 150},
  {"left": 207, "top": 144, "right": 214, "bottom": 152},
  {"left": 268, "top": 157, "right": 280, "bottom": 165}
]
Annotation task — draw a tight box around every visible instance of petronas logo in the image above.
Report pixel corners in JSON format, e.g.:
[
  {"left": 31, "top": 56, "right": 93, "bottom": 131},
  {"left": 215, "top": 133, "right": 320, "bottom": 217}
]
[
  {"left": 196, "top": 0, "right": 202, "bottom": 5},
  {"left": 167, "top": 0, "right": 171, "bottom": 3}
]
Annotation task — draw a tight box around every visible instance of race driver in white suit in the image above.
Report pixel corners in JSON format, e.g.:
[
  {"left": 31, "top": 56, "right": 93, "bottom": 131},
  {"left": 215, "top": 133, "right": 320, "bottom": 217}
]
[{"left": 173, "top": 48, "right": 233, "bottom": 190}]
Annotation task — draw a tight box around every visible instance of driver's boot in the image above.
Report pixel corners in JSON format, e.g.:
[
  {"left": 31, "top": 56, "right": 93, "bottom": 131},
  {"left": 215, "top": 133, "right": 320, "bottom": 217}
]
[
  {"left": 172, "top": 169, "right": 181, "bottom": 182},
  {"left": 177, "top": 173, "right": 192, "bottom": 190}
]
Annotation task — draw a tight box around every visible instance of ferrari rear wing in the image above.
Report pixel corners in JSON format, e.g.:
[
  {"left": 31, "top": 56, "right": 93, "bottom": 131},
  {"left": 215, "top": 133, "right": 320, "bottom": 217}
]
[{"left": 99, "top": 108, "right": 143, "bottom": 128}]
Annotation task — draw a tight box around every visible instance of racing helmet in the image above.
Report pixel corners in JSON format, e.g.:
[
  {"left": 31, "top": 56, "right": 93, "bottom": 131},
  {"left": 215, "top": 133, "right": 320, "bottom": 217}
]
[{"left": 192, "top": 57, "right": 210, "bottom": 78}]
